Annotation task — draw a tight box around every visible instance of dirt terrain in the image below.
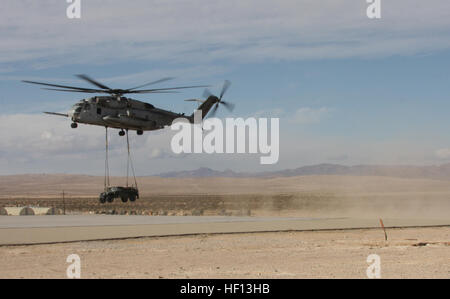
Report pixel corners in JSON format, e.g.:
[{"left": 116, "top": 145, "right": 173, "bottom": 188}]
[
  {"left": 0, "top": 226, "right": 448, "bottom": 278},
  {"left": 3, "top": 174, "right": 450, "bottom": 196},
  {"left": 1, "top": 174, "right": 450, "bottom": 218},
  {"left": 0, "top": 174, "right": 448, "bottom": 278}
]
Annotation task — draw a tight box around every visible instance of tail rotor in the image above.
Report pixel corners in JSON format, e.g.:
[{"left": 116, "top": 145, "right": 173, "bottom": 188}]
[{"left": 207, "top": 80, "right": 234, "bottom": 118}]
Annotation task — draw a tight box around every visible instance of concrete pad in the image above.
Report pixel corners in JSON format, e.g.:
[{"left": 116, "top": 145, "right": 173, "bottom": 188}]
[{"left": 0, "top": 215, "right": 448, "bottom": 245}]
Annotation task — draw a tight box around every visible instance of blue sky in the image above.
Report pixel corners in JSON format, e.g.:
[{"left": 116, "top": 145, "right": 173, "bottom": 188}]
[{"left": 1, "top": 0, "right": 450, "bottom": 175}]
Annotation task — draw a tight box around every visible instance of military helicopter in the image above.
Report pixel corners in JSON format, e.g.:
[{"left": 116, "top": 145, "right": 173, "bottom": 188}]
[{"left": 22, "top": 75, "right": 234, "bottom": 136}]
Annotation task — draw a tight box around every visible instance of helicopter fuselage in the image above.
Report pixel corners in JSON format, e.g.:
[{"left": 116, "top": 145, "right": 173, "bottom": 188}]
[
  {"left": 69, "top": 96, "right": 186, "bottom": 133},
  {"left": 24, "top": 75, "right": 228, "bottom": 135}
]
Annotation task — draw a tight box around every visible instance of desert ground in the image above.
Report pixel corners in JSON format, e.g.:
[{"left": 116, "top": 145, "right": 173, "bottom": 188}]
[
  {"left": 0, "top": 174, "right": 449, "bottom": 278},
  {"left": 0, "top": 227, "right": 448, "bottom": 278},
  {"left": 1, "top": 174, "right": 450, "bottom": 218}
]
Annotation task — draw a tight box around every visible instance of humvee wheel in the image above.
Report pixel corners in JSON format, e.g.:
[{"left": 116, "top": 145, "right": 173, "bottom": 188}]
[
  {"left": 129, "top": 195, "right": 136, "bottom": 202},
  {"left": 121, "top": 196, "right": 128, "bottom": 203},
  {"left": 107, "top": 196, "right": 114, "bottom": 203},
  {"left": 99, "top": 197, "right": 106, "bottom": 204}
]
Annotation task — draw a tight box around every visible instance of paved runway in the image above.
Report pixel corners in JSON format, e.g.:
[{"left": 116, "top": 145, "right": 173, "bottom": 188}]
[
  {"left": 0, "top": 215, "right": 448, "bottom": 245},
  {"left": 0, "top": 215, "right": 318, "bottom": 228}
]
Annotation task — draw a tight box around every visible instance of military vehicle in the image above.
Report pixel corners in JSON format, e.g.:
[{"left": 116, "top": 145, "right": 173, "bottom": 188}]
[{"left": 99, "top": 186, "right": 139, "bottom": 204}]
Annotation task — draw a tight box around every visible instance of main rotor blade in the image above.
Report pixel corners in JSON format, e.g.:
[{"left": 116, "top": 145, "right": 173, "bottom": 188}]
[
  {"left": 76, "top": 74, "right": 111, "bottom": 90},
  {"left": 42, "top": 88, "right": 179, "bottom": 94},
  {"left": 44, "top": 112, "right": 69, "bottom": 117},
  {"left": 41, "top": 88, "right": 104, "bottom": 93},
  {"left": 24, "top": 77, "right": 205, "bottom": 96},
  {"left": 128, "top": 77, "right": 175, "bottom": 91},
  {"left": 219, "top": 80, "right": 231, "bottom": 100},
  {"left": 22, "top": 80, "right": 99, "bottom": 92},
  {"left": 128, "top": 85, "right": 209, "bottom": 94},
  {"left": 185, "top": 99, "right": 205, "bottom": 103},
  {"left": 124, "top": 90, "right": 181, "bottom": 94}
]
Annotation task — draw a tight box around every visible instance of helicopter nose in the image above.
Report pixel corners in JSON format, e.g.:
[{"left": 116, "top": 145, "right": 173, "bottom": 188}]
[{"left": 68, "top": 108, "right": 79, "bottom": 120}]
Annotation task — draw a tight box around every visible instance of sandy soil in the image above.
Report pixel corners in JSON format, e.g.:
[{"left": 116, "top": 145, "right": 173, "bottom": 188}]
[
  {"left": 1, "top": 174, "right": 448, "bottom": 278},
  {"left": 4, "top": 174, "right": 450, "bottom": 197},
  {"left": 0, "top": 226, "right": 448, "bottom": 279},
  {"left": 2, "top": 174, "right": 450, "bottom": 219}
]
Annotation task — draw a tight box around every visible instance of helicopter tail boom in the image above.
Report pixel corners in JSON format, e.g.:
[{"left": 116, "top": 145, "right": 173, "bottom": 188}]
[{"left": 188, "top": 96, "right": 219, "bottom": 122}]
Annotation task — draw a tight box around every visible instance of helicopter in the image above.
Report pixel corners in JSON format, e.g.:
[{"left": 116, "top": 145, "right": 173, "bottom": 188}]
[{"left": 22, "top": 75, "right": 234, "bottom": 136}]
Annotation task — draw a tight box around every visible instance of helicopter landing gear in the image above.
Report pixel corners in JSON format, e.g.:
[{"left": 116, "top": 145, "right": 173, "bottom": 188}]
[
  {"left": 71, "top": 122, "right": 78, "bottom": 128},
  {"left": 137, "top": 130, "right": 143, "bottom": 135},
  {"left": 119, "top": 129, "right": 125, "bottom": 136}
]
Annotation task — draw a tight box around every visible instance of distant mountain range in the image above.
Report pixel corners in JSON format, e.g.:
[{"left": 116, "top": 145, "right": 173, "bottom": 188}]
[{"left": 156, "top": 163, "right": 450, "bottom": 180}]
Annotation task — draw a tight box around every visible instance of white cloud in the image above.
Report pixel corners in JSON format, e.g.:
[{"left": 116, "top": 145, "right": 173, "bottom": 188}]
[
  {"left": 0, "top": 113, "right": 203, "bottom": 174},
  {"left": 1, "top": 0, "right": 450, "bottom": 70},
  {"left": 252, "top": 108, "right": 285, "bottom": 118},
  {"left": 435, "top": 148, "right": 450, "bottom": 159},
  {"left": 148, "top": 147, "right": 184, "bottom": 159},
  {"left": 0, "top": 114, "right": 100, "bottom": 155},
  {"left": 0, "top": 112, "right": 447, "bottom": 175}
]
